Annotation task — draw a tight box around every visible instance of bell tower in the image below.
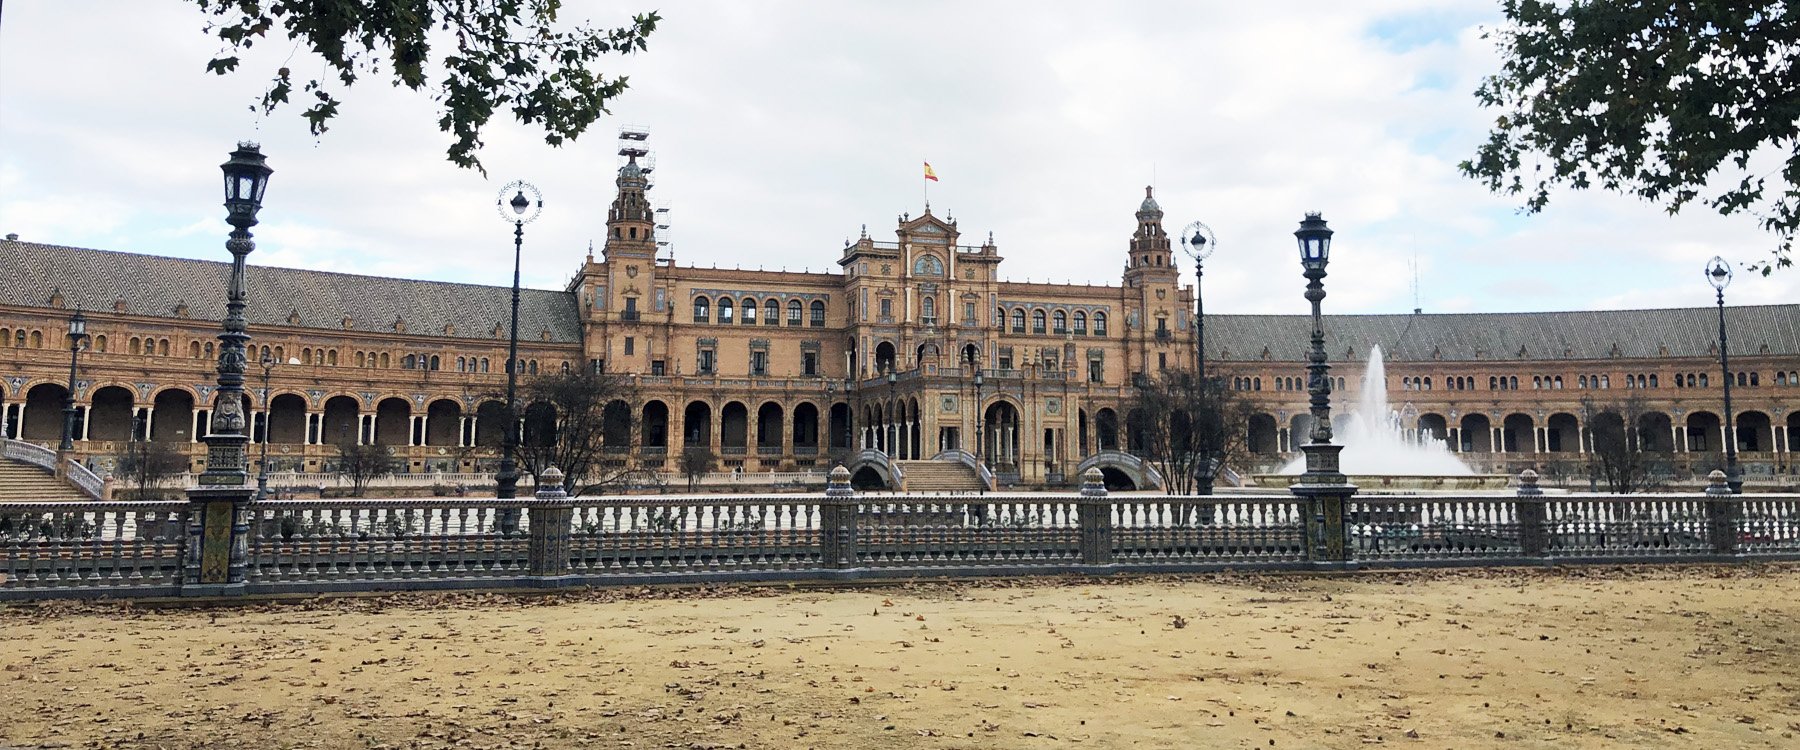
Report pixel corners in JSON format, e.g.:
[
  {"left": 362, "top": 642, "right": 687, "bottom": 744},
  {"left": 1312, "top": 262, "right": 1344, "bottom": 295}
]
[
  {"left": 1123, "top": 186, "right": 1176, "bottom": 286},
  {"left": 603, "top": 130, "right": 657, "bottom": 260}
]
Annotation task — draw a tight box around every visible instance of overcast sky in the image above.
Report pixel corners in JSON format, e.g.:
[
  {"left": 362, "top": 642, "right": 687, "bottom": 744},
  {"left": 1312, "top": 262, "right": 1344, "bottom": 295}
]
[{"left": 1, "top": 1, "right": 1792, "bottom": 315}]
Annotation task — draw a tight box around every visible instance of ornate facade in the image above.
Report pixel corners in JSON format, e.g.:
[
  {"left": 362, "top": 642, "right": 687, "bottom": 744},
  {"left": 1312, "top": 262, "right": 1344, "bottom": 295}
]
[{"left": 1, "top": 158, "right": 1796, "bottom": 488}]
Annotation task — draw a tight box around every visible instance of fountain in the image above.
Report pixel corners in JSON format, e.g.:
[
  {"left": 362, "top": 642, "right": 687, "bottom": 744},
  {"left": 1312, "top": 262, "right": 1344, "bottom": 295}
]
[{"left": 1257, "top": 346, "right": 1511, "bottom": 492}]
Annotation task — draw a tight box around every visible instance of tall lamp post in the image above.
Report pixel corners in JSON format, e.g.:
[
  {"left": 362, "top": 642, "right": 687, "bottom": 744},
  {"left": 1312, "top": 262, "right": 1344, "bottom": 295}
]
[
  {"left": 1706, "top": 256, "right": 1742, "bottom": 494},
  {"left": 973, "top": 369, "right": 986, "bottom": 494},
  {"left": 254, "top": 355, "right": 300, "bottom": 500},
  {"left": 188, "top": 141, "right": 272, "bottom": 591},
  {"left": 1178, "top": 221, "right": 1216, "bottom": 382},
  {"left": 1288, "top": 212, "right": 1355, "bottom": 563},
  {"left": 494, "top": 181, "right": 542, "bottom": 505},
  {"left": 58, "top": 311, "right": 89, "bottom": 452}
]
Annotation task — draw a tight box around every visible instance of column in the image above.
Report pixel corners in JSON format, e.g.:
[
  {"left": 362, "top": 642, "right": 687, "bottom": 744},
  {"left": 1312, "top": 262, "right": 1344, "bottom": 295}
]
[
  {"left": 1534, "top": 427, "right": 1546, "bottom": 453},
  {"left": 1721, "top": 424, "right": 1731, "bottom": 454},
  {"left": 1494, "top": 427, "right": 1504, "bottom": 454},
  {"left": 0, "top": 403, "right": 10, "bottom": 438},
  {"left": 78, "top": 407, "right": 90, "bottom": 441},
  {"left": 1778, "top": 425, "right": 1789, "bottom": 454},
  {"left": 143, "top": 406, "right": 156, "bottom": 442},
  {"left": 14, "top": 403, "right": 25, "bottom": 438},
  {"left": 1448, "top": 427, "right": 1460, "bottom": 452},
  {"left": 1674, "top": 423, "right": 1685, "bottom": 453}
]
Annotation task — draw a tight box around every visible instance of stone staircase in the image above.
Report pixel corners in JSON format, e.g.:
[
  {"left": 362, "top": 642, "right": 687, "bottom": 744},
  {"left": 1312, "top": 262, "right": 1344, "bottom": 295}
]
[
  {"left": 895, "top": 460, "right": 987, "bottom": 493},
  {"left": 0, "top": 457, "right": 91, "bottom": 502}
]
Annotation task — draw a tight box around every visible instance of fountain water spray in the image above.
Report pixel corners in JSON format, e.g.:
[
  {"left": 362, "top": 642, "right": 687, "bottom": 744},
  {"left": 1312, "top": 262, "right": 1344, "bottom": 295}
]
[{"left": 1282, "top": 345, "right": 1472, "bottom": 475}]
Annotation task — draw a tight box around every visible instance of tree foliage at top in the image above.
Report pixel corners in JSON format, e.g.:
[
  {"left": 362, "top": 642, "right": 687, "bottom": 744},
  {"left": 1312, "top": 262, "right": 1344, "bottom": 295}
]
[
  {"left": 193, "top": 0, "right": 661, "bottom": 172},
  {"left": 1463, "top": 1, "right": 1800, "bottom": 273}
]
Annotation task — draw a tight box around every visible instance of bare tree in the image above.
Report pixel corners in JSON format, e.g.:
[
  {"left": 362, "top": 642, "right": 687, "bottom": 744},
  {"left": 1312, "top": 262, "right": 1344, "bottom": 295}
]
[
  {"left": 112, "top": 440, "right": 188, "bottom": 500},
  {"left": 507, "top": 369, "right": 637, "bottom": 495},
  {"left": 1129, "top": 371, "right": 1252, "bottom": 496},
  {"left": 679, "top": 447, "right": 714, "bottom": 492},
  {"left": 332, "top": 439, "right": 397, "bottom": 497},
  {"left": 1580, "top": 394, "right": 1672, "bottom": 494}
]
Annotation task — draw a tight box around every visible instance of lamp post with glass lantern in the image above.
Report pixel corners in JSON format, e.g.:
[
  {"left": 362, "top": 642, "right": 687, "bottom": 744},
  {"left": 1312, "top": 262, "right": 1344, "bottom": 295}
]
[
  {"left": 494, "top": 181, "right": 542, "bottom": 504},
  {"left": 1287, "top": 212, "right": 1355, "bottom": 563},
  {"left": 1178, "top": 221, "right": 1216, "bottom": 382},
  {"left": 59, "top": 311, "right": 89, "bottom": 453},
  {"left": 1706, "top": 256, "right": 1742, "bottom": 494},
  {"left": 188, "top": 141, "right": 272, "bottom": 591}
]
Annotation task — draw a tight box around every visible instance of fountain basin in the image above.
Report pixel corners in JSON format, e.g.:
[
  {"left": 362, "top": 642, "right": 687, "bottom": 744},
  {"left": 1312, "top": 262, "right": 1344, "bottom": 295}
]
[{"left": 1252, "top": 474, "right": 1514, "bottom": 492}]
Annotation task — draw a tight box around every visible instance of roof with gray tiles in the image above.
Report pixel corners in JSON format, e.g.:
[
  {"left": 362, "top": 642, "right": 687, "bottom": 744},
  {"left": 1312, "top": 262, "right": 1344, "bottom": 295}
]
[
  {"left": 1207, "top": 306, "right": 1800, "bottom": 363},
  {"left": 0, "top": 240, "right": 582, "bottom": 343}
]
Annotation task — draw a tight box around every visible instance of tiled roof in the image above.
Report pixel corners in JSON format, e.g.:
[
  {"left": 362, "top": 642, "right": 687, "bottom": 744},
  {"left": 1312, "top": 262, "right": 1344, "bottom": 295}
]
[
  {"left": 1207, "top": 306, "right": 1800, "bottom": 363},
  {"left": 0, "top": 240, "right": 582, "bottom": 343}
]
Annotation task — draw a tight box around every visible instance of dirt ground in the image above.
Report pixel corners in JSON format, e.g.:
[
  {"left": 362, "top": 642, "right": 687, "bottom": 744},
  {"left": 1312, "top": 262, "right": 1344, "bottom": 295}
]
[{"left": 3, "top": 567, "right": 1799, "bottom": 750}]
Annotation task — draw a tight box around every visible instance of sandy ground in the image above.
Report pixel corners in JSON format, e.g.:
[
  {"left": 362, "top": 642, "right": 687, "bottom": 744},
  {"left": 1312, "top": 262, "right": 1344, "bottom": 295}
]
[{"left": 2, "top": 567, "right": 1799, "bottom": 750}]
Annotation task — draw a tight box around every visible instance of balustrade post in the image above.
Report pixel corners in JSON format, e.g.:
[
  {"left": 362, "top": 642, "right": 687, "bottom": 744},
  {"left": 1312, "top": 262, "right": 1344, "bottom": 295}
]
[
  {"left": 527, "top": 466, "right": 575, "bottom": 583},
  {"left": 1077, "top": 467, "right": 1113, "bottom": 567},
  {"left": 1515, "top": 469, "right": 1547, "bottom": 558},
  {"left": 820, "top": 465, "right": 857, "bottom": 570},
  {"left": 1703, "top": 469, "right": 1739, "bottom": 556}
]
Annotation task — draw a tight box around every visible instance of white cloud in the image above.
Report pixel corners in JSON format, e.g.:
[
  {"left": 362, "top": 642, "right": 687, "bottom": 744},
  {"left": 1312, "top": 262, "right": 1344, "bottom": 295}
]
[{"left": 0, "top": 0, "right": 1787, "bottom": 316}]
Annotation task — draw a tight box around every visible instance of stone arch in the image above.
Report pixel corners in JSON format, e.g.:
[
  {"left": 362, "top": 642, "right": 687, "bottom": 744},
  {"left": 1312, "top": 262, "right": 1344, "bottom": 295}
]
[
  {"left": 684, "top": 401, "right": 713, "bottom": 448},
  {"left": 845, "top": 450, "right": 896, "bottom": 490},
  {"left": 322, "top": 395, "right": 361, "bottom": 445},
  {"left": 21, "top": 383, "right": 68, "bottom": 441},
  {"left": 1737, "top": 411, "right": 1773, "bottom": 452},
  {"left": 1459, "top": 413, "right": 1493, "bottom": 452},
  {"left": 474, "top": 400, "right": 508, "bottom": 447},
  {"left": 874, "top": 341, "right": 897, "bottom": 373},
  {"left": 982, "top": 400, "right": 1021, "bottom": 468},
  {"left": 426, "top": 399, "right": 461, "bottom": 446},
  {"left": 269, "top": 393, "right": 308, "bottom": 444},
  {"left": 1095, "top": 407, "right": 1120, "bottom": 451},
  {"left": 755, "top": 401, "right": 784, "bottom": 450},
  {"left": 1247, "top": 413, "right": 1279, "bottom": 455},
  {"left": 1417, "top": 413, "right": 1449, "bottom": 443},
  {"left": 1076, "top": 451, "right": 1164, "bottom": 491},
  {"left": 601, "top": 399, "right": 632, "bottom": 449},
  {"left": 151, "top": 388, "right": 197, "bottom": 443},
  {"left": 88, "top": 385, "right": 135, "bottom": 442},
  {"left": 792, "top": 401, "right": 820, "bottom": 450},
  {"left": 828, "top": 401, "right": 852, "bottom": 450},
  {"left": 641, "top": 400, "right": 670, "bottom": 448},
  {"left": 375, "top": 397, "right": 411, "bottom": 446},
  {"left": 1502, "top": 413, "right": 1534, "bottom": 452},
  {"left": 1637, "top": 411, "right": 1673, "bottom": 452},
  {"left": 720, "top": 401, "right": 749, "bottom": 450},
  {"left": 522, "top": 402, "right": 557, "bottom": 448},
  {"left": 1546, "top": 412, "right": 1580, "bottom": 452}
]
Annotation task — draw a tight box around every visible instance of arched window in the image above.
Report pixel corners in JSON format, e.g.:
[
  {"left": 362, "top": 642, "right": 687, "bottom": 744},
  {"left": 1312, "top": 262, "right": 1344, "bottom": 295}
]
[
  {"left": 787, "top": 299, "right": 803, "bottom": 325},
  {"left": 809, "top": 300, "right": 826, "bottom": 326},
  {"left": 764, "top": 298, "right": 780, "bottom": 325},
  {"left": 921, "top": 295, "right": 936, "bottom": 323},
  {"left": 1093, "top": 312, "right": 1108, "bottom": 336},
  {"left": 356, "top": 352, "right": 366, "bottom": 367},
  {"left": 481, "top": 357, "right": 490, "bottom": 373},
  {"left": 429, "top": 355, "right": 440, "bottom": 371},
  {"left": 1031, "top": 310, "right": 1046, "bottom": 334},
  {"left": 742, "top": 297, "right": 758, "bottom": 324},
  {"left": 911, "top": 254, "right": 944, "bottom": 276},
  {"left": 457, "top": 357, "right": 466, "bottom": 372},
  {"left": 1253, "top": 377, "right": 1262, "bottom": 391},
  {"left": 94, "top": 335, "right": 107, "bottom": 353},
  {"left": 402, "top": 354, "right": 417, "bottom": 369},
  {"left": 1578, "top": 375, "right": 1588, "bottom": 388},
  {"left": 693, "top": 296, "right": 710, "bottom": 322},
  {"left": 29, "top": 330, "right": 42, "bottom": 348},
  {"left": 529, "top": 360, "right": 538, "bottom": 375},
  {"left": 327, "top": 350, "right": 337, "bottom": 366},
  {"left": 1074, "top": 311, "right": 1088, "bottom": 334},
  {"left": 1053, "top": 310, "right": 1067, "bottom": 333},
  {"left": 380, "top": 352, "right": 390, "bottom": 368},
  {"left": 1011, "top": 309, "right": 1025, "bottom": 333},
  {"left": 1489, "top": 376, "right": 1497, "bottom": 390},
  {"left": 1647, "top": 374, "right": 1656, "bottom": 388},
  {"left": 718, "top": 297, "right": 734, "bottom": 323}
]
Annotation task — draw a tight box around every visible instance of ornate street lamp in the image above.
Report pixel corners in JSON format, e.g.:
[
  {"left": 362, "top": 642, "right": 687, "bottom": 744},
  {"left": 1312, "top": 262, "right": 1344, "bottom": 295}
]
[
  {"left": 1179, "top": 221, "right": 1217, "bottom": 382},
  {"left": 58, "top": 310, "right": 89, "bottom": 452},
  {"left": 494, "top": 181, "right": 542, "bottom": 506},
  {"left": 973, "top": 369, "right": 986, "bottom": 493},
  {"left": 184, "top": 141, "right": 271, "bottom": 591},
  {"left": 1706, "top": 256, "right": 1741, "bottom": 494},
  {"left": 198, "top": 142, "right": 272, "bottom": 489},
  {"left": 1288, "top": 212, "right": 1355, "bottom": 563}
]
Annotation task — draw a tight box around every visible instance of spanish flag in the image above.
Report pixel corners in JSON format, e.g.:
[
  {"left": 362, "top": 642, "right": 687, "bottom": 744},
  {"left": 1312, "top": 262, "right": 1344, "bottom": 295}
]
[{"left": 923, "top": 161, "right": 939, "bottom": 182}]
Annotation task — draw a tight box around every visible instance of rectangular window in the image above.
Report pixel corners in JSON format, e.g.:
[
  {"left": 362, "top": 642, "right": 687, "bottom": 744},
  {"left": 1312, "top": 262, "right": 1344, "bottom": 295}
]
[
  {"left": 698, "top": 349, "right": 715, "bottom": 374},
  {"left": 964, "top": 301, "right": 976, "bottom": 323},
  {"left": 802, "top": 352, "right": 818, "bottom": 376},
  {"left": 1158, "top": 352, "right": 1167, "bottom": 370},
  {"left": 624, "top": 336, "right": 635, "bottom": 356},
  {"left": 1088, "top": 359, "right": 1104, "bottom": 383},
  {"left": 651, "top": 359, "right": 666, "bottom": 376},
  {"left": 623, "top": 297, "right": 639, "bottom": 321},
  {"left": 998, "top": 355, "right": 1013, "bottom": 371},
  {"left": 880, "top": 299, "right": 893, "bottom": 320},
  {"left": 750, "top": 351, "right": 768, "bottom": 376}
]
